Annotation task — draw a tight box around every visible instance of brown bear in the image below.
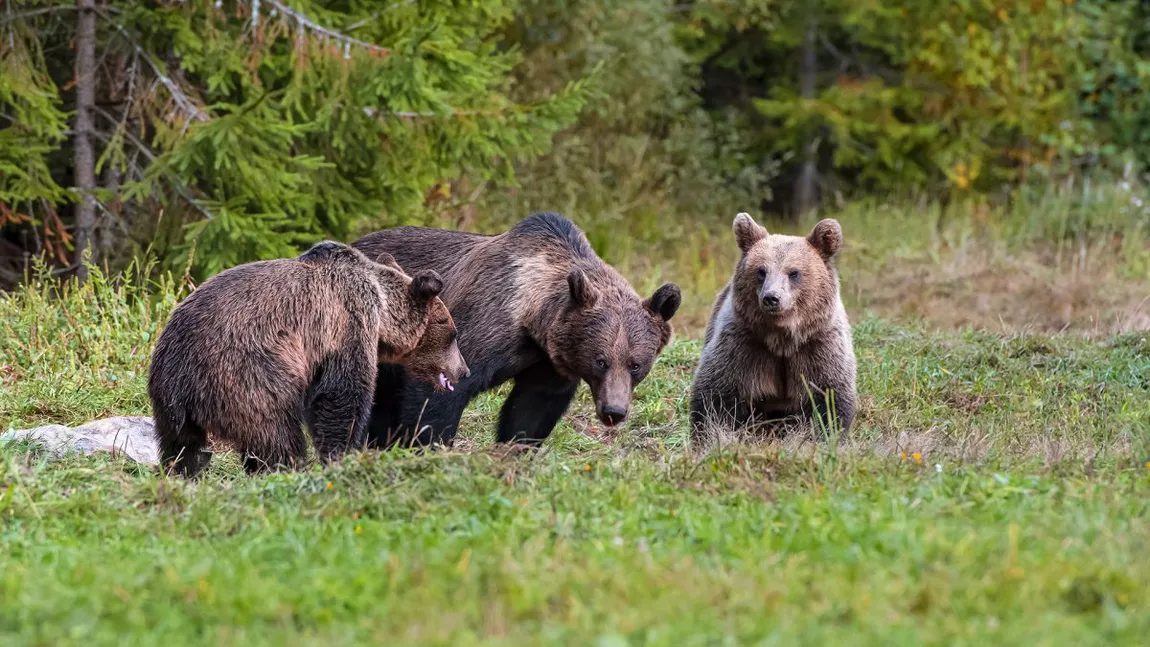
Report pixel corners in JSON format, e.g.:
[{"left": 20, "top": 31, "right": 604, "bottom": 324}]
[
  {"left": 148, "top": 241, "right": 468, "bottom": 477},
  {"left": 690, "top": 213, "right": 856, "bottom": 445},
  {"left": 352, "top": 212, "right": 681, "bottom": 448}
]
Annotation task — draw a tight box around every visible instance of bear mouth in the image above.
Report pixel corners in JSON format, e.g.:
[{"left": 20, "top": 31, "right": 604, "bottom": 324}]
[
  {"left": 438, "top": 372, "right": 455, "bottom": 392},
  {"left": 759, "top": 303, "right": 789, "bottom": 316}
]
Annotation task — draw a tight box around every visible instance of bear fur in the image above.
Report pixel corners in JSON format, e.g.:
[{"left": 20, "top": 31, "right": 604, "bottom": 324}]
[
  {"left": 690, "top": 213, "right": 856, "bottom": 446},
  {"left": 148, "top": 241, "right": 468, "bottom": 477},
  {"left": 352, "top": 212, "right": 681, "bottom": 448}
]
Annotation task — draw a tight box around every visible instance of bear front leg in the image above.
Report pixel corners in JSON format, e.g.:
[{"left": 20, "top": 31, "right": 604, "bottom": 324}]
[
  {"left": 307, "top": 355, "right": 375, "bottom": 461},
  {"left": 496, "top": 362, "right": 579, "bottom": 447},
  {"left": 688, "top": 376, "right": 744, "bottom": 449},
  {"left": 803, "top": 381, "right": 855, "bottom": 438},
  {"left": 241, "top": 411, "right": 309, "bottom": 474}
]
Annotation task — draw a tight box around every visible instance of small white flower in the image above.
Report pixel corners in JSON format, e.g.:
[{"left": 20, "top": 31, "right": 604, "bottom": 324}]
[
  {"left": 935, "top": 463, "right": 943, "bottom": 473},
  {"left": 612, "top": 536, "right": 624, "bottom": 547},
  {"left": 1121, "top": 182, "right": 1131, "bottom": 192},
  {"left": 1133, "top": 197, "right": 1143, "bottom": 208}
]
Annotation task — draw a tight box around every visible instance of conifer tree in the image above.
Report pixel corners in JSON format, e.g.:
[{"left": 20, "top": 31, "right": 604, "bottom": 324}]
[{"left": 0, "top": 0, "right": 590, "bottom": 280}]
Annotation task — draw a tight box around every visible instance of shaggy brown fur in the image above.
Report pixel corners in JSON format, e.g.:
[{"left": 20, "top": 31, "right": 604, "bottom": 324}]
[
  {"left": 148, "top": 241, "right": 467, "bottom": 477},
  {"left": 690, "top": 213, "right": 857, "bottom": 446},
  {"left": 353, "top": 212, "right": 681, "bottom": 448}
]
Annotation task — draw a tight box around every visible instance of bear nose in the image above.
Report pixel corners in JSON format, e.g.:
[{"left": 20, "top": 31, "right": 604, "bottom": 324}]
[
  {"left": 762, "top": 293, "right": 780, "bottom": 308},
  {"left": 600, "top": 404, "right": 628, "bottom": 426}
]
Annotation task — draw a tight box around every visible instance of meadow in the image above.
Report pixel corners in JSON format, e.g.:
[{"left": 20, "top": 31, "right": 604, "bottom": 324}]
[{"left": 1, "top": 197, "right": 1149, "bottom": 646}]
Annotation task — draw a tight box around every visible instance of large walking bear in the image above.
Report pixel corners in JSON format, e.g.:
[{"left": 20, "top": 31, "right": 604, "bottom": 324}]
[{"left": 353, "top": 212, "right": 681, "bottom": 448}]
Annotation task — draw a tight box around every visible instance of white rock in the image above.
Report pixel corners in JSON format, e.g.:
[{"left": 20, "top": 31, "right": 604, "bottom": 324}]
[{"left": 1, "top": 416, "right": 159, "bottom": 464}]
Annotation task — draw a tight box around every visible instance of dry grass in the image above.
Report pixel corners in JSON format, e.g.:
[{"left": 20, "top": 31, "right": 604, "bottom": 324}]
[{"left": 616, "top": 191, "right": 1150, "bottom": 338}]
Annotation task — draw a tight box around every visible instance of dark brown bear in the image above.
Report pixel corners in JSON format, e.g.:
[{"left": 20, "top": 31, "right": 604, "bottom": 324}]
[
  {"left": 148, "top": 241, "right": 468, "bottom": 477},
  {"left": 353, "top": 212, "right": 681, "bottom": 448},
  {"left": 690, "top": 213, "right": 856, "bottom": 446}
]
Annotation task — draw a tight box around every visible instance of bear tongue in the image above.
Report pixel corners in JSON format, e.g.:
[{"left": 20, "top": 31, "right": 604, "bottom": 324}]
[{"left": 438, "top": 372, "right": 454, "bottom": 391}]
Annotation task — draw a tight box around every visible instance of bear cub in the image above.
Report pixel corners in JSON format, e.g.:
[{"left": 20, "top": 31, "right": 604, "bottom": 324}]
[
  {"left": 690, "top": 213, "right": 857, "bottom": 446},
  {"left": 148, "top": 241, "right": 468, "bottom": 477}
]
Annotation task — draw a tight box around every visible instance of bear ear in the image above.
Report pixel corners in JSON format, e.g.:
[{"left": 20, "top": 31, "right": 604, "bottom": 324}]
[
  {"left": 807, "top": 218, "right": 843, "bottom": 259},
  {"left": 410, "top": 270, "right": 444, "bottom": 303},
  {"left": 645, "top": 283, "right": 681, "bottom": 322},
  {"left": 567, "top": 268, "right": 598, "bottom": 308},
  {"left": 375, "top": 252, "right": 400, "bottom": 270},
  {"left": 733, "top": 212, "right": 767, "bottom": 253}
]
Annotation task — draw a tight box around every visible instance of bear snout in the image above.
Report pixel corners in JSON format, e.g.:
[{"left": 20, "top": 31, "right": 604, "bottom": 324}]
[
  {"left": 758, "top": 282, "right": 791, "bottom": 314},
  {"left": 597, "top": 403, "right": 629, "bottom": 427},
  {"left": 448, "top": 349, "right": 470, "bottom": 382}
]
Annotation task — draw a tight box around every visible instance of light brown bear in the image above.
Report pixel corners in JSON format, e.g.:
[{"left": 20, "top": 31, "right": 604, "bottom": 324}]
[
  {"left": 148, "top": 241, "right": 468, "bottom": 477},
  {"left": 690, "top": 213, "right": 856, "bottom": 445}
]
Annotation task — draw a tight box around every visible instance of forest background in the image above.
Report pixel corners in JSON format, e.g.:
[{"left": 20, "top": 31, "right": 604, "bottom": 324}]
[{"left": 2, "top": 0, "right": 1150, "bottom": 332}]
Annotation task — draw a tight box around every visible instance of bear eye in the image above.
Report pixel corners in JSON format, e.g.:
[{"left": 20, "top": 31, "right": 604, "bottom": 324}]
[
  {"left": 788, "top": 270, "right": 801, "bottom": 281},
  {"left": 756, "top": 267, "right": 767, "bottom": 281},
  {"left": 595, "top": 359, "right": 609, "bottom": 371},
  {"left": 628, "top": 362, "right": 641, "bottom": 374}
]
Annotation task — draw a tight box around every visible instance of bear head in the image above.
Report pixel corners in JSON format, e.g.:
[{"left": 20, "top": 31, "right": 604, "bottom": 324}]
[
  {"left": 547, "top": 268, "right": 681, "bottom": 428},
  {"left": 730, "top": 212, "right": 843, "bottom": 333},
  {"left": 404, "top": 295, "right": 470, "bottom": 392},
  {"left": 373, "top": 253, "right": 469, "bottom": 391}
]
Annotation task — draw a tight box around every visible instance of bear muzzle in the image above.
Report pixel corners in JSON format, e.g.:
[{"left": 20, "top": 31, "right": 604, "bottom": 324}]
[
  {"left": 758, "top": 281, "right": 792, "bottom": 315},
  {"left": 597, "top": 403, "right": 629, "bottom": 427},
  {"left": 437, "top": 353, "right": 470, "bottom": 392}
]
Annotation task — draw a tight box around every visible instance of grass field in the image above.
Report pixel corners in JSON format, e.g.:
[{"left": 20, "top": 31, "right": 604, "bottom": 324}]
[{"left": 1, "top": 199, "right": 1149, "bottom": 645}]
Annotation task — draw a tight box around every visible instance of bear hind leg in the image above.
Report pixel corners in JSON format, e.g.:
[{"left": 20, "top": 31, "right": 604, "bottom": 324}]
[
  {"left": 156, "top": 414, "right": 211, "bottom": 479},
  {"left": 365, "top": 363, "right": 406, "bottom": 449},
  {"left": 393, "top": 381, "right": 472, "bottom": 449}
]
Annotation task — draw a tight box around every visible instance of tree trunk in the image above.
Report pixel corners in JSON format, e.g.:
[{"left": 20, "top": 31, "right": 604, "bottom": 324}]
[
  {"left": 73, "top": 0, "right": 98, "bottom": 282},
  {"left": 793, "top": 9, "right": 819, "bottom": 219},
  {"left": 99, "top": 160, "right": 121, "bottom": 263}
]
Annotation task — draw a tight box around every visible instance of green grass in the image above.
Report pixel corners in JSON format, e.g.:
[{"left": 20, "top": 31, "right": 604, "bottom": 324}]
[{"left": 2, "top": 199, "right": 1150, "bottom": 645}]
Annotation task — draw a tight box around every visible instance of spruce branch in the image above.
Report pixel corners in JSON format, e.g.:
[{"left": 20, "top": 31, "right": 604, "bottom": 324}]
[
  {"left": 92, "top": 106, "right": 216, "bottom": 223},
  {"left": 260, "top": 0, "right": 390, "bottom": 57},
  {"left": 93, "top": 6, "right": 209, "bottom": 123}
]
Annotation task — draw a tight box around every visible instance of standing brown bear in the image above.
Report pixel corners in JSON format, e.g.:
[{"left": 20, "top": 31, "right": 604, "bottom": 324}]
[
  {"left": 148, "top": 241, "right": 468, "bottom": 477},
  {"left": 353, "top": 212, "right": 681, "bottom": 448},
  {"left": 690, "top": 213, "right": 856, "bottom": 445}
]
